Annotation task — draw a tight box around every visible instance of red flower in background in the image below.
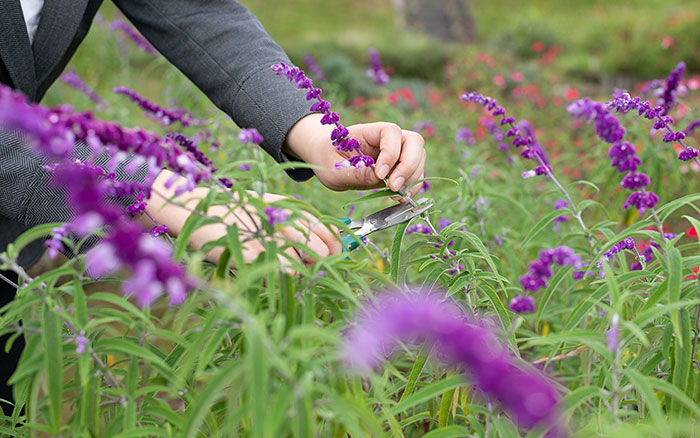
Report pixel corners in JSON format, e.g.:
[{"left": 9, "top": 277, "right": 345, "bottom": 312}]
[
  {"left": 531, "top": 41, "right": 546, "bottom": 52},
  {"left": 493, "top": 75, "right": 506, "bottom": 88},
  {"left": 661, "top": 36, "right": 675, "bottom": 49},
  {"left": 565, "top": 88, "right": 580, "bottom": 100},
  {"left": 687, "top": 226, "right": 698, "bottom": 238}
]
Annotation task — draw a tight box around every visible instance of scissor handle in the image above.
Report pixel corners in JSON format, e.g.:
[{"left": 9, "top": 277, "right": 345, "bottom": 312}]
[
  {"left": 341, "top": 234, "right": 361, "bottom": 252},
  {"left": 337, "top": 217, "right": 351, "bottom": 225}
]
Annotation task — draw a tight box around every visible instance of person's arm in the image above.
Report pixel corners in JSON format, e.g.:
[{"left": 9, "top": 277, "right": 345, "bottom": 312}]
[
  {"left": 113, "top": 0, "right": 427, "bottom": 194},
  {"left": 113, "top": 0, "right": 315, "bottom": 182}
]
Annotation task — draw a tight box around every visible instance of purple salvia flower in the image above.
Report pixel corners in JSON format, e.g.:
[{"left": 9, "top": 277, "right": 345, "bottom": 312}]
[
  {"left": 271, "top": 62, "right": 374, "bottom": 170},
  {"left": 509, "top": 295, "right": 536, "bottom": 314},
  {"left": 455, "top": 127, "right": 475, "bottom": 146},
  {"left": 606, "top": 314, "right": 620, "bottom": 353},
  {"left": 302, "top": 54, "right": 325, "bottom": 80},
  {"left": 60, "top": 70, "right": 107, "bottom": 110},
  {"left": 679, "top": 147, "right": 699, "bottom": 161},
  {"left": 607, "top": 91, "right": 700, "bottom": 167},
  {"left": 239, "top": 163, "right": 251, "bottom": 171},
  {"left": 438, "top": 218, "right": 452, "bottom": 231},
  {"left": 405, "top": 224, "right": 432, "bottom": 235},
  {"left": 264, "top": 206, "right": 289, "bottom": 227},
  {"left": 598, "top": 237, "right": 635, "bottom": 276},
  {"left": 553, "top": 199, "right": 568, "bottom": 232},
  {"left": 45, "top": 224, "right": 70, "bottom": 259},
  {"left": 520, "top": 246, "right": 583, "bottom": 293},
  {"left": 657, "top": 62, "right": 685, "bottom": 115},
  {"left": 150, "top": 225, "right": 169, "bottom": 237},
  {"left": 460, "top": 92, "right": 550, "bottom": 176},
  {"left": 114, "top": 87, "right": 202, "bottom": 126},
  {"left": 343, "top": 291, "right": 561, "bottom": 431},
  {"left": 608, "top": 142, "right": 640, "bottom": 173},
  {"left": 109, "top": 19, "right": 159, "bottom": 56},
  {"left": 238, "top": 128, "right": 264, "bottom": 145},
  {"left": 167, "top": 133, "right": 215, "bottom": 169},
  {"left": 75, "top": 330, "right": 88, "bottom": 354},
  {"left": 623, "top": 191, "right": 659, "bottom": 214},
  {"left": 366, "top": 48, "right": 390, "bottom": 86},
  {"left": 620, "top": 172, "right": 650, "bottom": 190},
  {"left": 684, "top": 118, "right": 700, "bottom": 135}
]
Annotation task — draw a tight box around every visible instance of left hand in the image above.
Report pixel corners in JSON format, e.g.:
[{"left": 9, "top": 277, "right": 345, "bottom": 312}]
[{"left": 284, "top": 114, "right": 427, "bottom": 197}]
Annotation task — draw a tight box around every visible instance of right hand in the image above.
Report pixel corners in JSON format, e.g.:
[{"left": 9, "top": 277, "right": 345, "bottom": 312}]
[{"left": 144, "top": 169, "right": 342, "bottom": 271}]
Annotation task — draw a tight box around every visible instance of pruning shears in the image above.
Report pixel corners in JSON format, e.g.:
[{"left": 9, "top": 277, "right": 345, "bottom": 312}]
[{"left": 337, "top": 198, "right": 433, "bottom": 251}]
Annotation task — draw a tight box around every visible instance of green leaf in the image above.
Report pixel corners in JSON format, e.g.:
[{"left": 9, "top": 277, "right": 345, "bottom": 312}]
[
  {"left": 560, "top": 386, "right": 606, "bottom": 413},
  {"left": 438, "top": 387, "right": 456, "bottom": 427},
  {"left": 683, "top": 215, "right": 700, "bottom": 243},
  {"left": 343, "top": 188, "right": 398, "bottom": 207},
  {"left": 387, "top": 374, "right": 463, "bottom": 417},
  {"left": 422, "top": 426, "right": 471, "bottom": 437},
  {"left": 656, "top": 193, "right": 700, "bottom": 222},
  {"left": 623, "top": 368, "right": 664, "bottom": 424},
  {"left": 174, "top": 189, "right": 217, "bottom": 260},
  {"left": 247, "top": 322, "right": 268, "bottom": 438},
  {"left": 649, "top": 378, "right": 700, "bottom": 418},
  {"left": 519, "top": 209, "right": 565, "bottom": 250},
  {"left": 667, "top": 247, "right": 683, "bottom": 347},
  {"left": 42, "top": 304, "right": 63, "bottom": 435},
  {"left": 399, "top": 344, "right": 432, "bottom": 403},
  {"left": 8, "top": 222, "right": 64, "bottom": 259},
  {"left": 391, "top": 221, "right": 409, "bottom": 284},
  {"left": 670, "top": 308, "right": 692, "bottom": 416}
]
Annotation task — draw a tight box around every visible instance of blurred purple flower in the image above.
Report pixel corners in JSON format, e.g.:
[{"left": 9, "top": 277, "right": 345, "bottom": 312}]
[
  {"left": 343, "top": 291, "right": 561, "bottom": 431},
  {"left": 455, "top": 127, "right": 475, "bottom": 146},
  {"left": 303, "top": 54, "right": 325, "bottom": 80},
  {"left": 60, "top": 70, "right": 106, "bottom": 110},
  {"left": 271, "top": 62, "right": 373, "bottom": 169},
  {"left": 366, "top": 48, "right": 390, "bottom": 86},
  {"left": 238, "top": 128, "right": 264, "bottom": 145},
  {"left": 509, "top": 295, "right": 536, "bottom": 314},
  {"left": 75, "top": 330, "right": 88, "bottom": 354},
  {"left": 521, "top": 246, "right": 583, "bottom": 293},
  {"left": 114, "top": 87, "right": 202, "bottom": 126},
  {"left": 606, "top": 314, "right": 620, "bottom": 353},
  {"left": 109, "top": 19, "right": 159, "bottom": 56},
  {"left": 265, "top": 206, "right": 289, "bottom": 227},
  {"left": 657, "top": 61, "right": 685, "bottom": 115},
  {"left": 406, "top": 224, "right": 431, "bottom": 235}
]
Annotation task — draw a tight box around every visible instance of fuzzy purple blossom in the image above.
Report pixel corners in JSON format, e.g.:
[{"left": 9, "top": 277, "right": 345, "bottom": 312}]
[
  {"left": 620, "top": 172, "right": 650, "bottom": 190},
  {"left": 60, "top": 70, "right": 106, "bottom": 110},
  {"left": 114, "top": 87, "right": 202, "bottom": 126},
  {"left": 657, "top": 62, "right": 685, "bottom": 115},
  {"left": 460, "top": 92, "right": 550, "bottom": 177},
  {"left": 302, "top": 54, "right": 325, "bottom": 80},
  {"left": 366, "top": 48, "right": 390, "bottom": 86},
  {"left": 455, "top": 127, "right": 475, "bottom": 146},
  {"left": 238, "top": 128, "right": 264, "bottom": 145},
  {"left": 606, "top": 314, "right": 620, "bottom": 353},
  {"left": 109, "top": 19, "right": 159, "bottom": 56},
  {"left": 271, "top": 62, "right": 374, "bottom": 170},
  {"left": 239, "top": 163, "right": 251, "bottom": 171},
  {"left": 521, "top": 246, "right": 583, "bottom": 293},
  {"left": 597, "top": 237, "right": 635, "bottom": 276},
  {"left": 509, "top": 295, "right": 536, "bottom": 314},
  {"left": 679, "top": 147, "right": 699, "bottom": 161},
  {"left": 406, "top": 224, "right": 432, "bottom": 235},
  {"left": 567, "top": 98, "right": 625, "bottom": 143},
  {"left": 264, "top": 206, "right": 289, "bottom": 227},
  {"left": 150, "top": 225, "right": 169, "bottom": 237},
  {"left": 607, "top": 90, "right": 700, "bottom": 167},
  {"left": 553, "top": 199, "right": 568, "bottom": 232},
  {"left": 75, "top": 330, "right": 89, "bottom": 354},
  {"left": 45, "top": 224, "right": 70, "bottom": 259},
  {"left": 343, "top": 291, "right": 561, "bottom": 431}
]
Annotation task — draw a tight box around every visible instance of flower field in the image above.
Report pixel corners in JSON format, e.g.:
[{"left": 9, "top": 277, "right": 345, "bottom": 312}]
[{"left": 1, "top": 2, "right": 700, "bottom": 437}]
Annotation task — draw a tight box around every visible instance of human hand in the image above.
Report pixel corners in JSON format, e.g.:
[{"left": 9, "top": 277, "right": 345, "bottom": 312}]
[
  {"left": 144, "top": 170, "right": 342, "bottom": 271},
  {"left": 284, "top": 114, "right": 427, "bottom": 197}
]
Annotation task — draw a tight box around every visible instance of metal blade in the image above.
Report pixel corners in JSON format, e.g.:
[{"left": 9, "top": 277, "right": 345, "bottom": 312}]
[{"left": 355, "top": 198, "right": 433, "bottom": 236}]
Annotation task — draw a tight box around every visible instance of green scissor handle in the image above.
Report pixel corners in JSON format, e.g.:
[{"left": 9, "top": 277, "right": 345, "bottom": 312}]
[{"left": 337, "top": 218, "right": 360, "bottom": 252}]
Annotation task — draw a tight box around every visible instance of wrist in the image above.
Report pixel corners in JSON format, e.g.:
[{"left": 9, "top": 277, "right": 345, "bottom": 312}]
[{"left": 283, "top": 113, "right": 332, "bottom": 165}]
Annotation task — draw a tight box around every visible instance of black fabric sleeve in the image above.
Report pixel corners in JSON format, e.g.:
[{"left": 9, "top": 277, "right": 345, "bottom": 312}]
[{"left": 112, "top": 0, "right": 315, "bottom": 182}]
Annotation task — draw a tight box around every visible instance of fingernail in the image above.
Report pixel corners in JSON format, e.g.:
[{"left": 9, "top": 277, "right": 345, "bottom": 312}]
[
  {"left": 392, "top": 176, "right": 405, "bottom": 192},
  {"left": 377, "top": 164, "right": 390, "bottom": 179}
]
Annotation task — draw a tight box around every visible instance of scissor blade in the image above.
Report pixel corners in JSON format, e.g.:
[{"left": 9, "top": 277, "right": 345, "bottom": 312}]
[{"left": 358, "top": 199, "right": 433, "bottom": 235}]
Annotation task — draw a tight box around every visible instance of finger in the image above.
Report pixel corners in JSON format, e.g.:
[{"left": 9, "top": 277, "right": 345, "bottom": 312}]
[
  {"left": 240, "top": 237, "right": 266, "bottom": 264},
  {"left": 406, "top": 153, "right": 427, "bottom": 198},
  {"left": 279, "top": 247, "right": 301, "bottom": 275},
  {"left": 350, "top": 122, "right": 403, "bottom": 180},
  {"left": 299, "top": 216, "right": 343, "bottom": 256},
  {"left": 389, "top": 131, "right": 425, "bottom": 192},
  {"left": 280, "top": 222, "right": 330, "bottom": 264}
]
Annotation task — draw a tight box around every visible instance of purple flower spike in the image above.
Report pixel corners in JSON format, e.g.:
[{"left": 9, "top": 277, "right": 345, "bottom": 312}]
[
  {"left": 455, "top": 127, "right": 475, "bottom": 146},
  {"left": 658, "top": 62, "right": 685, "bottom": 115},
  {"left": 606, "top": 314, "right": 620, "bottom": 353},
  {"left": 303, "top": 54, "right": 325, "bottom": 80},
  {"left": 75, "top": 330, "right": 89, "bottom": 354},
  {"left": 405, "top": 224, "right": 432, "bottom": 235},
  {"left": 679, "top": 147, "right": 699, "bottom": 161},
  {"left": 620, "top": 172, "right": 650, "bottom": 190},
  {"left": 509, "top": 295, "right": 536, "bottom": 314},
  {"left": 271, "top": 62, "right": 374, "bottom": 170},
  {"left": 114, "top": 87, "right": 202, "bottom": 126},
  {"left": 264, "top": 206, "right": 289, "bottom": 227},
  {"left": 60, "top": 70, "right": 107, "bottom": 110},
  {"left": 238, "top": 128, "right": 264, "bottom": 145},
  {"left": 623, "top": 191, "right": 659, "bottom": 214},
  {"left": 109, "top": 19, "right": 159, "bottom": 56},
  {"left": 520, "top": 246, "right": 583, "bottom": 294},
  {"left": 366, "top": 48, "right": 390, "bottom": 86},
  {"left": 343, "top": 291, "right": 561, "bottom": 431}
]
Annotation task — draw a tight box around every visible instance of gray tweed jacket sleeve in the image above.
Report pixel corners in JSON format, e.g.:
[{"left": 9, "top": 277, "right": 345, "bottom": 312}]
[{"left": 114, "top": 0, "right": 316, "bottom": 182}]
